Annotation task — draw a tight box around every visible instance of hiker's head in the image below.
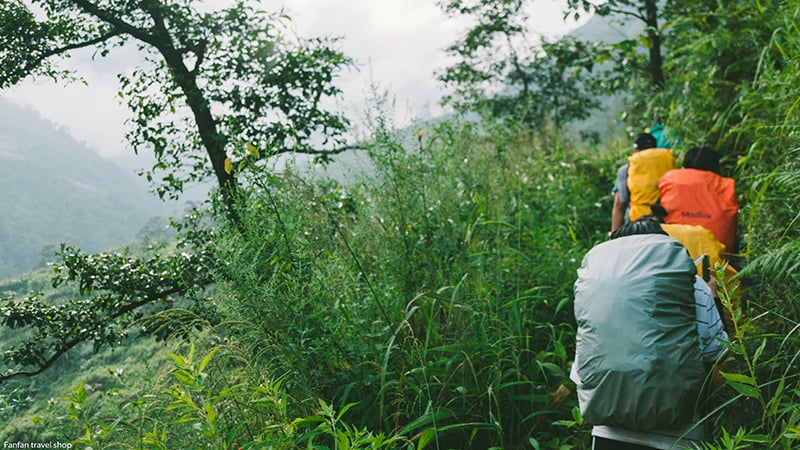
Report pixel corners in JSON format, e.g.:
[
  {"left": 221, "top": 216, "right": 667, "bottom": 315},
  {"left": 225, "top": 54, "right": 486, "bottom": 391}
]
[
  {"left": 649, "top": 204, "right": 668, "bottom": 220},
  {"left": 610, "top": 216, "right": 666, "bottom": 240},
  {"left": 633, "top": 133, "right": 657, "bottom": 151},
  {"left": 683, "top": 146, "right": 720, "bottom": 174}
]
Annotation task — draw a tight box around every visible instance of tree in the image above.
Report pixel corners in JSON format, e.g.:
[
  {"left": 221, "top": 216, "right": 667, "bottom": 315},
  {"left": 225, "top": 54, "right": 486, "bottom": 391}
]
[
  {"left": 648, "top": 0, "right": 783, "bottom": 149},
  {"left": 0, "top": 0, "right": 356, "bottom": 381},
  {"left": 0, "top": 0, "right": 355, "bottom": 210},
  {"left": 437, "top": 0, "right": 598, "bottom": 131},
  {"left": 566, "top": 0, "right": 665, "bottom": 89}
]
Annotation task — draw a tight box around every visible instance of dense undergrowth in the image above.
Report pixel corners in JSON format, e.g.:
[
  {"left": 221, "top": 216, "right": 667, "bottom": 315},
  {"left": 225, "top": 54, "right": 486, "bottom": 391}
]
[
  {"left": 3, "top": 0, "right": 800, "bottom": 446},
  {"left": 170, "top": 116, "right": 616, "bottom": 448},
  {"left": 2, "top": 103, "right": 797, "bottom": 448}
]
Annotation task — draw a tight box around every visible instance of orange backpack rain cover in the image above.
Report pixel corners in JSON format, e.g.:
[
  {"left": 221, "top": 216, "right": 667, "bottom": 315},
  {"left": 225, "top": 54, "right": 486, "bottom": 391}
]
[{"left": 659, "top": 169, "right": 738, "bottom": 257}]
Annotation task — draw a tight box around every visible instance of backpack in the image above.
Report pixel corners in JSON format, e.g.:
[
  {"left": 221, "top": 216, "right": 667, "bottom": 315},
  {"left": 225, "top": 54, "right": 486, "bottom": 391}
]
[
  {"left": 647, "top": 124, "right": 681, "bottom": 149},
  {"left": 661, "top": 223, "right": 740, "bottom": 335},
  {"left": 573, "top": 234, "right": 705, "bottom": 431},
  {"left": 627, "top": 149, "right": 676, "bottom": 222},
  {"left": 659, "top": 168, "right": 738, "bottom": 258}
]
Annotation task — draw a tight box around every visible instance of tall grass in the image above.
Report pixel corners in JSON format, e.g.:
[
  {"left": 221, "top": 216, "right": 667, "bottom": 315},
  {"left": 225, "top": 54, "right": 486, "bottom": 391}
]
[
  {"left": 693, "top": 5, "right": 800, "bottom": 447},
  {"left": 12, "top": 74, "right": 799, "bottom": 448},
  {"left": 155, "top": 109, "right": 617, "bottom": 448},
  {"left": 28, "top": 108, "right": 612, "bottom": 447}
]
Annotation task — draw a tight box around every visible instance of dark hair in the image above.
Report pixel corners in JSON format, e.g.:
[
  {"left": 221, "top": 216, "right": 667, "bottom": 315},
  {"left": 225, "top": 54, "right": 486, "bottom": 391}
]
[
  {"left": 633, "top": 133, "right": 657, "bottom": 150},
  {"left": 683, "top": 145, "right": 720, "bottom": 174},
  {"left": 610, "top": 216, "right": 667, "bottom": 240},
  {"left": 649, "top": 204, "right": 668, "bottom": 219}
]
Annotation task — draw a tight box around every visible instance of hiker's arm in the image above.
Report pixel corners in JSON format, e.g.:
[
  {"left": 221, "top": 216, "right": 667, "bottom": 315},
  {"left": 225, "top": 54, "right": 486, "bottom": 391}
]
[
  {"left": 612, "top": 192, "right": 625, "bottom": 233},
  {"left": 694, "top": 276, "right": 729, "bottom": 364}
]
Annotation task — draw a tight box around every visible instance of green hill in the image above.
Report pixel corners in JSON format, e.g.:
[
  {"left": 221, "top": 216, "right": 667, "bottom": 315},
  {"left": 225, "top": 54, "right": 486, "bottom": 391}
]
[{"left": 0, "top": 98, "right": 173, "bottom": 279}]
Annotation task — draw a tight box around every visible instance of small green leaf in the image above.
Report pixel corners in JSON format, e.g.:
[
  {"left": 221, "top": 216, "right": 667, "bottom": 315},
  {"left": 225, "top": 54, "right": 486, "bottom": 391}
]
[
  {"left": 336, "top": 402, "right": 357, "bottom": 421},
  {"left": 571, "top": 405, "right": 583, "bottom": 424},
  {"left": 752, "top": 338, "right": 767, "bottom": 364},
  {"left": 555, "top": 297, "right": 570, "bottom": 315},
  {"left": 197, "top": 347, "right": 219, "bottom": 375},
  {"left": 418, "top": 428, "right": 436, "bottom": 450},
  {"left": 742, "top": 434, "right": 770, "bottom": 443},
  {"left": 767, "top": 378, "right": 785, "bottom": 416},
  {"left": 727, "top": 381, "right": 761, "bottom": 399},
  {"left": 719, "top": 371, "right": 756, "bottom": 385}
]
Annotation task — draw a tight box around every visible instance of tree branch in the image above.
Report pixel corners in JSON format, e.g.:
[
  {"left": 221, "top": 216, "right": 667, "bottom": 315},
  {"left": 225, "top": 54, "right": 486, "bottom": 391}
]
[
  {"left": 0, "top": 282, "right": 206, "bottom": 383},
  {"left": 231, "top": 143, "right": 366, "bottom": 170},
  {"left": 0, "top": 335, "right": 87, "bottom": 382},
  {"left": 70, "top": 0, "right": 158, "bottom": 45},
  {"left": 189, "top": 39, "right": 208, "bottom": 75},
  {"left": 605, "top": 6, "right": 646, "bottom": 23},
  {"left": 40, "top": 30, "right": 122, "bottom": 59},
  {"left": 304, "top": 143, "right": 367, "bottom": 155}
]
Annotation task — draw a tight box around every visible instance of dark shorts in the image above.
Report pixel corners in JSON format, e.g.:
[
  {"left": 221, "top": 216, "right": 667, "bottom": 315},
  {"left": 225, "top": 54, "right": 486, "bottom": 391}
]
[{"left": 593, "top": 436, "right": 659, "bottom": 449}]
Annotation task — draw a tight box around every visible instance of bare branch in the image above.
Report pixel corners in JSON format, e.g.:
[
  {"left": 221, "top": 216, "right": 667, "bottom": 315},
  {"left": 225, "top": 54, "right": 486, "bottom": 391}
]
[
  {"left": 305, "top": 143, "right": 367, "bottom": 155},
  {"left": 230, "top": 144, "right": 366, "bottom": 173}
]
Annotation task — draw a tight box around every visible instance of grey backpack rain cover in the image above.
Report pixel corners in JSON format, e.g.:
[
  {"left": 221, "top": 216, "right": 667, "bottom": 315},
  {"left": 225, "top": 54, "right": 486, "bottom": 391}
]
[{"left": 573, "top": 233, "right": 705, "bottom": 431}]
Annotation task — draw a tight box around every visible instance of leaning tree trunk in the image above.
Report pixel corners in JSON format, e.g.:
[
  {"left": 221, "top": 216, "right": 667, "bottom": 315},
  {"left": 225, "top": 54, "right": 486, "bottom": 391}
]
[{"left": 148, "top": 18, "right": 241, "bottom": 225}]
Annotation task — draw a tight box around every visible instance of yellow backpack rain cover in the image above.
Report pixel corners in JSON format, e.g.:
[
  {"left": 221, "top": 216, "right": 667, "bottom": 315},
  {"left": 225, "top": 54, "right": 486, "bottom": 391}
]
[
  {"left": 661, "top": 223, "right": 741, "bottom": 334},
  {"left": 627, "top": 148, "right": 676, "bottom": 221}
]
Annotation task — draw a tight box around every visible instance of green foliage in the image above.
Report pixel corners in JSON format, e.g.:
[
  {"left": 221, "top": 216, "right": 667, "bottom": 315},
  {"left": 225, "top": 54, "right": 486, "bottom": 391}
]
[
  {"left": 3, "top": 102, "right": 799, "bottom": 448},
  {"left": 644, "top": 0, "right": 782, "bottom": 151},
  {"left": 0, "top": 239, "right": 212, "bottom": 381},
  {"left": 698, "top": 265, "right": 800, "bottom": 449},
  {"left": 185, "top": 100, "right": 611, "bottom": 447},
  {"left": 0, "top": 306, "right": 177, "bottom": 443},
  {"left": 437, "top": 0, "right": 599, "bottom": 131},
  {"left": 690, "top": 9, "right": 800, "bottom": 445},
  {"left": 116, "top": 0, "right": 354, "bottom": 199},
  {"left": 3, "top": 1, "right": 800, "bottom": 448},
  {"left": 0, "top": 1, "right": 70, "bottom": 88},
  {"left": 54, "top": 340, "right": 404, "bottom": 448},
  {"left": 647, "top": 0, "right": 800, "bottom": 319},
  {"left": 563, "top": 0, "right": 668, "bottom": 95},
  {"left": 2, "top": 96, "right": 617, "bottom": 447}
]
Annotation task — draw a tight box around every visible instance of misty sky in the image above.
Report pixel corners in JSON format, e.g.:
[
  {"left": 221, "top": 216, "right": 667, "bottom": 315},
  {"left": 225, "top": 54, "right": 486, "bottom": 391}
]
[{"left": 1, "top": 0, "right": 588, "bottom": 169}]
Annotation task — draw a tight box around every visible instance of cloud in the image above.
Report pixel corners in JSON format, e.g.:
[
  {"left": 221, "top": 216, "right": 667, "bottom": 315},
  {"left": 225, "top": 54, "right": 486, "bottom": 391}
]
[
  {"left": 283, "top": 0, "right": 463, "bottom": 127},
  {"left": 2, "top": 45, "right": 138, "bottom": 165}
]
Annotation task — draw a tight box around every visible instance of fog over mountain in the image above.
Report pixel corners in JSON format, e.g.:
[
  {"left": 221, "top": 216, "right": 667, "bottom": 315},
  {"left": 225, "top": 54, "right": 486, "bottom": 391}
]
[{"left": 0, "top": 99, "right": 178, "bottom": 280}]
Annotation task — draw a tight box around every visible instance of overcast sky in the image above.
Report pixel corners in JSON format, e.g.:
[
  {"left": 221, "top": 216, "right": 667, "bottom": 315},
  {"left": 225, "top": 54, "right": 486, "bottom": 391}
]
[{"left": 1, "top": 0, "right": 588, "bottom": 169}]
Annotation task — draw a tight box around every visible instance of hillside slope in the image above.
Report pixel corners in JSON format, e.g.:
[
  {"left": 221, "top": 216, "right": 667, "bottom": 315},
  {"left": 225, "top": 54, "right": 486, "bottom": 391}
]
[{"left": 0, "top": 99, "right": 174, "bottom": 279}]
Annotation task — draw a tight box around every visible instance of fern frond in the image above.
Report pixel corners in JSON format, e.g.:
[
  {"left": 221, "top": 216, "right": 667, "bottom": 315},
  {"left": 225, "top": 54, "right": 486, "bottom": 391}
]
[{"left": 743, "top": 239, "right": 800, "bottom": 282}]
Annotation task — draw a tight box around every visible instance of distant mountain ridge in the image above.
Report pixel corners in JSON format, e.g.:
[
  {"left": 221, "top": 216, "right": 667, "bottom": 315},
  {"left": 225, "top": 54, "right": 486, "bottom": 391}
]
[{"left": 0, "top": 98, "right": 173, "bottom": 280}]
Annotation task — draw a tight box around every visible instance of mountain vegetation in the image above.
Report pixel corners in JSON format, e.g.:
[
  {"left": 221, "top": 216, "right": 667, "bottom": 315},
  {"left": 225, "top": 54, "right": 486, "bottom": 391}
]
[
  {"left": 1, "top": 0, "right": 799, "bottom": 449},
  {"left": 0, "top": 98, "right": 172, "bottom": 280}
]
